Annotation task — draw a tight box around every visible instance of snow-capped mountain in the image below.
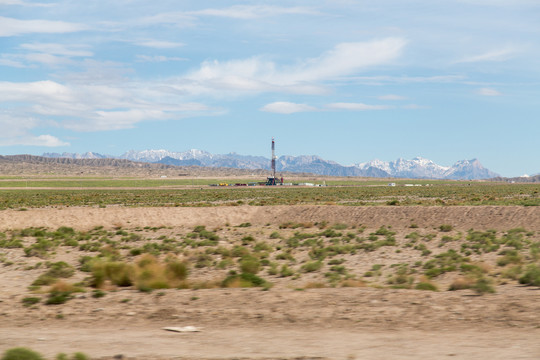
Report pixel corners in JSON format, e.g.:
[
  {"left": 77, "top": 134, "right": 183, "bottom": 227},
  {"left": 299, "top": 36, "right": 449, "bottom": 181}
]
[
  {"left": 443, "top": 159, "right": 499, "bottom": 180},
  {"left": 43, "top": 152, "right": 108, "bottom": 160},
  {"left": 355, "top": 157, "right": 498, "bottom": 180},
  {"left": 356, "top": 157, "right": 450, "bottom": 179},
  {"left": 41, "top": 150, "right": 500, "bottom": 180},
  {"left": 120, "top": 149, "right": 215, "bottom": 163}
]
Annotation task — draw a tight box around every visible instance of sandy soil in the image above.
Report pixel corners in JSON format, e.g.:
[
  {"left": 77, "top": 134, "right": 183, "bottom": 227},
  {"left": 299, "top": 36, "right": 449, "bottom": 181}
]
[
  {"left": 0, "top": 205, "right": 538, "bottom": 231},
  {"left": 1, "top": 205, "right": 539, "bottom": 359}
]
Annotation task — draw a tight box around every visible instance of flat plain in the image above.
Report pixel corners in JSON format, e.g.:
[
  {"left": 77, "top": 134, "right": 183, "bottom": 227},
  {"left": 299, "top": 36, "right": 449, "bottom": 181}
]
[{"left": 0, "top": 171, "right": 539, "bottom": 359}]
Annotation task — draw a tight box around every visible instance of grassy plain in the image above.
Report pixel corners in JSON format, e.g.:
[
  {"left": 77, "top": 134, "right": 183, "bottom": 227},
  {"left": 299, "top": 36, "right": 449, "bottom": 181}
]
[{"left": 0, "top": 182, "right": 538, "bottom": 209}]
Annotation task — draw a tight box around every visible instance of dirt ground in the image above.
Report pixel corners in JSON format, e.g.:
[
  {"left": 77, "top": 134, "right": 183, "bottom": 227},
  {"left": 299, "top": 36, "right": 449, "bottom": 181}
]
[
  {"left": 1, "top": 205, "right": 539, "bottom": 359},
  {"left": 0, "top": 205, "right": 538, "bottom": 232}
]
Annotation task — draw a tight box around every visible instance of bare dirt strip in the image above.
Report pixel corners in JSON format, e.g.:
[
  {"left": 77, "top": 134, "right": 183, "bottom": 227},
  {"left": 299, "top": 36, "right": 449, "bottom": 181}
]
[{"left": 0, "top": 205, "right": 538, "bottom": 231}]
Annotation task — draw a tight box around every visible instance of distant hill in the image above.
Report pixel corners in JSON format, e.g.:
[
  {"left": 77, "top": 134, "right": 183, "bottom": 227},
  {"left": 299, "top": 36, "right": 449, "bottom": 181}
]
[
  {"left": 491, "top": 174, "right": 540, "bottom": 183},
  {"left": 41, "top": 150, "right": 501, "bottom": 180}
]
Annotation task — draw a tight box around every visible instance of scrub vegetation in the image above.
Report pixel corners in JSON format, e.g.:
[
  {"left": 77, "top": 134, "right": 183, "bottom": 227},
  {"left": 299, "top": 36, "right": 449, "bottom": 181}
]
[{"left": 3, "top": 222, "right": 538, "bottom": 307}]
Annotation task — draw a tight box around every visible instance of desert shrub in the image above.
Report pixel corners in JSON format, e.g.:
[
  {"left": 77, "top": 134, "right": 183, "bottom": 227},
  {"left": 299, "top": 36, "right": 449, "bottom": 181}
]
[
  {"left": 448, "top": 276, "right": 475, "bottom": 291},
  {"left": 71, "top": 353, "right": 89, "bottom": 360},
  {"left": 269, "top": 231, "right": 282, "bottom": 239},
  {"left": 2, "top": 347, "right": 44, "bottom": 360},
  {"left": 221, "top": 272, "right": 268, "bottom": 288},
  {"left": 194, "top": 253, "right": 213, "bottom": 268},
  {"left": 472, "top": 277, "right": 496, "bottom": 294},
  {"left": 328, "top": 258, "right": 345, "bottom": 265},
  {"left": 24, "top": 238, "right": 57, "bottom": 257},
  {"left": 56, "top": 353, "right": 88, "bottom": 360},
  {"left": 496, "top": 250, "right": 522, "bottom": 266},
  {"left": 330, "top": 265, "right": 347, "bottom": 275},
  {"left": 415, "top": 282, "right": 438, "bottom": 291},
  {"left": 22, "top": 297, "right": 41, "bottom": 307},
  {"left": 301, "top": 261, "right": 323, "bottom": 273},
  {"left": 92, "top": 289, "right": 106, "bottom": 298},
  {"left": 237, "top": 222, "right": 251, "bottom": 227},
  {"left": 46, "top": 261, "right": 75, "bottom": 278},
  {"left": 241, "top": 235, "right": 255, "bottom": 244},
  {"left": 405, "top": 232, "right": 421, "bottom": 241},
  {"left": 0, "top": 238, "right": 23, "bottom": 248},
  {"left": 32, "top": 274, "right": 58, "bottom": 286},
  {"left": 129, "top": 248, "right": 143, "bottom": 256},
  {"left": 46, "top": 291, "right": 73, "bottom": 305},
  {"left": 319, "top": 229, "right": 342, "bottom": 238},
  {"left": 519, "top": 264, "right": 540, "bottom": 286},
  {"left": 502, "top": 265, "right": 523, "bottom": 280},
  {"left": 275, "top": 252, "right": 295, "bottom": 262},
  {"left": 240, "top": 256, "right": 260, "bottom": 274},
  {"left": 231, "top": 245, "right": 250, "bottom": 258},
  {"left": 280, "top": 264, "right": 294, "bottom": 277},
  {"left": 254, "top": 242, "right": 272, "bottom": 252},
  {"left": 466, "top": 230, "right": 499, "bottom": 253},
  {"left": 217, "top": 258, "right": 234, "bottom": 269},
  {"left": 373, "top": 226, "right": 395, "bottom": 236},
  {"left": 340, "top": 279, "right": 365, "bottom": 287},
  {"left": 439, "top": 224, "right": 453, "bottom": 232},
  {"left": 90, "top": 260, "right": 134, "bottom": 288},
  {"left": 332, "top": 223, "right": 348, "bottom": 230},
  {"left": 165, "top": 259, "right": 188, "bottom": 281}
]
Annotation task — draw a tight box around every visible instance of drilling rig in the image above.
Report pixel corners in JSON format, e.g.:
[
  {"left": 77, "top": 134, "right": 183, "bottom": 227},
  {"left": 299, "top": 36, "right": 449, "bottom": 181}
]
[{"left": 266, "top": 137, "right": 283, "bottom": 185}]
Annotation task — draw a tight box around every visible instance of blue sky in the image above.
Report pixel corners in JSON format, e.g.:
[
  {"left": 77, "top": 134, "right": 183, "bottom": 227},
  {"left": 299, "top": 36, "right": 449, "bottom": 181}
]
[{"left": 1, "top": 0, "right": 539, "bottom": 176}]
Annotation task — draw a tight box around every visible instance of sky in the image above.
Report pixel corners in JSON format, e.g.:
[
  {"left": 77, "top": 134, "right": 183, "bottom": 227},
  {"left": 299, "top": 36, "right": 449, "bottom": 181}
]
[{"left": 1, "top": 0, "right": 539, "bottom": 177}]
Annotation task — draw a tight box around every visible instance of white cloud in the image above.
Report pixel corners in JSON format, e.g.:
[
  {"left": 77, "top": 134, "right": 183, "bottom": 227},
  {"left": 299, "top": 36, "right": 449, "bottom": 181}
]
[
  {"left": 189, "top": 5, "right": 319, "bottom": 19},
  {"left": 0, "top": 0, "right": 52, "bottom": 6},
  {"left": 456, "top": 47, "right": 518, "bottom": 63},
  {"left": 478, "top": 88, "right": 502, "bottom": 96},
  {"left": 0, "top": 57, "right": 26, "bottom": 68},
  {"left": 378, "top": 94, "right": 407, "bottom": 100},
  {"left": 136, "top": 55, "right": 187, "bottom": 63},
  {"left": 20, "top": 43, "right": 93, "bottom": 57},
  {"left": 185, "top": 38, "right": 406, "bottom": 95},
  {"left": 0, "top": 16, "right": 86, "bottom": 37},
  {"left": 260, "top": 102, "right": 317, "bottom": 114},
  {"left": 351, "top": 75, "right": 467, "bottom": 85},
  {"left": 327, "top": 103, "right": 392, "bottom": 111},
  {"left": 0, "top": 134, "right": 69, "bottom": 147},
  {"left": 135, "top": 40, "right": 185, "bottom": 49},
  {"left": 0, "top": 79, "right": 217, "bottom": 134},
  {"left": 0, "top": 113, "right": 68, "bottom": 147}
]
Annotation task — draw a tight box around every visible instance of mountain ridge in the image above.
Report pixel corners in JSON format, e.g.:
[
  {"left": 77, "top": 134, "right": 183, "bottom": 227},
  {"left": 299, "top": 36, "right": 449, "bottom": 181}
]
[{"left": 42, "top": 149, "right": 501, "bottom": 180}]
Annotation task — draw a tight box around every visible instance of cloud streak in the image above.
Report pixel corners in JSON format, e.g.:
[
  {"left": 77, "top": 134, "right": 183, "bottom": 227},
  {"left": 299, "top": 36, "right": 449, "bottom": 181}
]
[
  {"left": 185, "top": 38, "right": 407, "bottom": 95},
  {"left": 0, "top": 16, "right": 87, "bottom": 37},
  {"left": 260, "top": 102, "right": 318, "bottom": 114}
]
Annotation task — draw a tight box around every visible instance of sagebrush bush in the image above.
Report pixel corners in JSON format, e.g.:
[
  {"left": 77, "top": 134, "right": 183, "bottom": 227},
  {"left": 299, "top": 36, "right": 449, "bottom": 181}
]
[
  {"left": 439, "top": 224, "right": 453, "bottom": 232},
  {"left": 221, "top": 272, "right": 268, "bottom": 288},
  {"left": 240, "top": 256, "right": 260, "bottom": 275},
  {"left": 448, "top": 276, "right": 475, "bottom": 291},
  {"left": 90, "top": 255, "right": 188, "bottom": 291},
  {"left": 415, "top": 282, "right": 438, "bottom": 291},
  {"left": 2, "top": 347, "right": 44, "bottom": 360},
  {"left": 519, "top": 264, "right": 540, "bottom": 286},
  {"left": 301, "top": 261, "right": 322, "bottom": 273},
  {"left": 472, "top": 277, "right": 496, "bottom": 294}
]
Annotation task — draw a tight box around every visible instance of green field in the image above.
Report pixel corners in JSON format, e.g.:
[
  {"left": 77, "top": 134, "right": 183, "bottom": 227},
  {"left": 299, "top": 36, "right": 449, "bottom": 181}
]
[{"left": 0, "top": 183, "right": 537, "bottom": 209}]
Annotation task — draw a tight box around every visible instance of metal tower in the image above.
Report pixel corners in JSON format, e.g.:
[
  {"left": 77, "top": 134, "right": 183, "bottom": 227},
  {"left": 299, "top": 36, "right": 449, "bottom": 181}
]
[{"left": 271, "top": 137, "right": 276, "bottom": 180}]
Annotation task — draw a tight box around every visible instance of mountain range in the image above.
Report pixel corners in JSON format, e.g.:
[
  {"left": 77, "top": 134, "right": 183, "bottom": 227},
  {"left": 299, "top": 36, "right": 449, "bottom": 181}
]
[{"left": 42, "top": 150, "right": 501, "bottom": 180}]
